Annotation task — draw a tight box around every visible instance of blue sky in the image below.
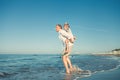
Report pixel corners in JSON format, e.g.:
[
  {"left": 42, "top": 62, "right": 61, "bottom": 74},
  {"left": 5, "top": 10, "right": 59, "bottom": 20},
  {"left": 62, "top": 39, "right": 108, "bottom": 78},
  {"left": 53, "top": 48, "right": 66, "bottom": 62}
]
[{"left": 0, "top": 0, "right": 120, "bottom": 54}]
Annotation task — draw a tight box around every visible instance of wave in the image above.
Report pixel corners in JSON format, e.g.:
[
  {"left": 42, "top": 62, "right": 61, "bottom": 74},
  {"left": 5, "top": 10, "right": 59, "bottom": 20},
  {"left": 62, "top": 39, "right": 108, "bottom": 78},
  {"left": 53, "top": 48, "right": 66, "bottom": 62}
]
[
  {"left": 92, "top": 63, "right": 120, "bottom": 75},
  {"left": 0, "top": 72, "right": 17, "bottom": 78},
  {"left": 20, "top": 57, "right": 32, "bottom": 60},
  {"left": 0, "top": 72, "right": 9, "bottom": 77},
  {"left": 72, "top": 63, "right": 120, "bottom": 80}
]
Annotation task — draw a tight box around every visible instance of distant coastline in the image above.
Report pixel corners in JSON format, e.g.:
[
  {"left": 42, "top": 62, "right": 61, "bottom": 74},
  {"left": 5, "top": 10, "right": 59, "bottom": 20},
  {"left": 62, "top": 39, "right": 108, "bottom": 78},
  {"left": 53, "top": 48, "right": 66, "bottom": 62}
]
[{"left": 93, "top": 48, "right": 120, "bottom": 57}]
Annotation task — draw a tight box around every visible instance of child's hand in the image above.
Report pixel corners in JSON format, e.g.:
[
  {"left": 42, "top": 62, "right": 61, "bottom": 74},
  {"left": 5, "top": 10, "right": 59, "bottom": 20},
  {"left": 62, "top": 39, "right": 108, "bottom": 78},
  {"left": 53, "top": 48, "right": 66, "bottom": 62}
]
[
  {"left": 74, "top": 36, "right": 76, "bottom": 40},
  {"left": 69, "top": 39, "right": 74, "bottom": 43}
]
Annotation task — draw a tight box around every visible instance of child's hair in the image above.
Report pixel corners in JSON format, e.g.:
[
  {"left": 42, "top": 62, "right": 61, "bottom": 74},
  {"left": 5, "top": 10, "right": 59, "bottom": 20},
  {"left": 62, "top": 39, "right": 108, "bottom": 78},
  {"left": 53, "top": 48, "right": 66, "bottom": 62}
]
[
  {"left": 64, "top": 22, "right": 70, "bottom": 28},
  {"left": 56, "top": 24, "right": 62, "bottom": 29}
]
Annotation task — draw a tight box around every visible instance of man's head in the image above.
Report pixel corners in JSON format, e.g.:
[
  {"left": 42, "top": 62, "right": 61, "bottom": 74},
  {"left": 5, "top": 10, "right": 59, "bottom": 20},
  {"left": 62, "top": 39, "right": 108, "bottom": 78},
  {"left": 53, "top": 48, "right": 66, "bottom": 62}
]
[{"left": 56, "top": 24, "right": 62, "bottom": 32}]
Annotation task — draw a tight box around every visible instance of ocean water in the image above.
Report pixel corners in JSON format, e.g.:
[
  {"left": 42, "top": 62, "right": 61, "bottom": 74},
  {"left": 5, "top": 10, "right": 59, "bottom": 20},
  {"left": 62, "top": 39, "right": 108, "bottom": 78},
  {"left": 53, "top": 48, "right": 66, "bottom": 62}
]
[{"left": 0, "top": 54, "right": 120, "bottom": 80}]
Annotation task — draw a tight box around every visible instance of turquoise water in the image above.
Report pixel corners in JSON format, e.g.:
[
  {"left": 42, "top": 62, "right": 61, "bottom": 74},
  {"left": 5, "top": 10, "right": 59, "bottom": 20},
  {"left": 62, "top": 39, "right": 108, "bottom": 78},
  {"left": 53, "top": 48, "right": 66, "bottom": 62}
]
[{"left": 0, "top": 54, "right": 120, "bottom": 80}]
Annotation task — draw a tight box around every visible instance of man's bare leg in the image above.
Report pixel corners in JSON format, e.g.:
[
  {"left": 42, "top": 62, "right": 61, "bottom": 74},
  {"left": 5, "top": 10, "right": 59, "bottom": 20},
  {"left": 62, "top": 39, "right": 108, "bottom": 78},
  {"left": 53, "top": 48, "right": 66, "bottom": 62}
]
[
  {"left": 66, "top": 56, "right": 73, "bottom": 71},
  {"left": 66, "top": 46, "right": 73, "bottom": 72},
  {"left": 62, "top": 55, "right": 70, "bottom": 74}
]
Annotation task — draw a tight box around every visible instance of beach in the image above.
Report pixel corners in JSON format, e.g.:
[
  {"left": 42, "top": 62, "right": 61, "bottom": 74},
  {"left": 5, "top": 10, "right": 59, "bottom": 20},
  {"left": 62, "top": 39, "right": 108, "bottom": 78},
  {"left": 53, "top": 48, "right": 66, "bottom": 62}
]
[{"left": 0, "top": 54, "right": 120, "bottom": 80}]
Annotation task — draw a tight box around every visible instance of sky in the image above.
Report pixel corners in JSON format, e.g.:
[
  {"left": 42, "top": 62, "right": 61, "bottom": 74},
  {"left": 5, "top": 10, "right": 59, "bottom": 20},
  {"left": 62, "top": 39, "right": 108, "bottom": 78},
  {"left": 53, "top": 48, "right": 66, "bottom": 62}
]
[{"left": 0, "top": 0, "right": 120, "bottom": 54}]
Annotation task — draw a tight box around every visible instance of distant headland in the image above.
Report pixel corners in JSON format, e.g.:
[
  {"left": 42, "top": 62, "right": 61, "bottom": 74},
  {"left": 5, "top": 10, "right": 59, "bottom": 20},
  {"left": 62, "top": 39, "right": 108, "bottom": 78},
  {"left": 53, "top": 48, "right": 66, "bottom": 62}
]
[{"left": 93, "top": 48, "right": 120, "bottom": 57}]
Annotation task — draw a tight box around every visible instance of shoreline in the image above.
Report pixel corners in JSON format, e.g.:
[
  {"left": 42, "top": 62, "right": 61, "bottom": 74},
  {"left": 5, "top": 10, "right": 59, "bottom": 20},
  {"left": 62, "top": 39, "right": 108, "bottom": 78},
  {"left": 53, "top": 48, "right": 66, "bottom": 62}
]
[{"left": 81, "top": 67, "right": 120, "bottom": 80}]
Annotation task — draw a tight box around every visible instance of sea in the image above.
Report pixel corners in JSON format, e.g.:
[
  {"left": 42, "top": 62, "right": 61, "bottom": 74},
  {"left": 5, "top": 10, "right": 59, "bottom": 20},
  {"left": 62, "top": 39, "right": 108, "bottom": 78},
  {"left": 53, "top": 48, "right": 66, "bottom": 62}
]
[{"left": 0, "top": 53, "right": 120, "bottom": 80}]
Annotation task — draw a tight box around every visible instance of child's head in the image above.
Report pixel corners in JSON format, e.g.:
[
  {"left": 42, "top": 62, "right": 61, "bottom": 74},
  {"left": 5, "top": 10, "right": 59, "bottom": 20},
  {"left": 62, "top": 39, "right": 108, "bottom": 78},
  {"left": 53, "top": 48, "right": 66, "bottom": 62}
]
[{"left": 64, "top": 22, "right": 70, "bottom": 31}]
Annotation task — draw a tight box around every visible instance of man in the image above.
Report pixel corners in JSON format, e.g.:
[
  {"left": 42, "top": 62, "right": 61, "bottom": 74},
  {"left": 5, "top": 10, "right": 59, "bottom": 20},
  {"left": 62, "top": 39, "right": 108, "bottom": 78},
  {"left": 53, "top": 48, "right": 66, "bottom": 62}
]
[{"left": 56, "top": 24, "right": 73, "bottom": 74}]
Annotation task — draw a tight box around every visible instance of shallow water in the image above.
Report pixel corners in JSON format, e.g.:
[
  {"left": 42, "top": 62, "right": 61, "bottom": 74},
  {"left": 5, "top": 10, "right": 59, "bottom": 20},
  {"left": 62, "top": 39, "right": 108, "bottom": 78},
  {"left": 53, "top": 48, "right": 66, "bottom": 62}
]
[{"left": 0, "top": 54, "right": 120, "bottom": 80}]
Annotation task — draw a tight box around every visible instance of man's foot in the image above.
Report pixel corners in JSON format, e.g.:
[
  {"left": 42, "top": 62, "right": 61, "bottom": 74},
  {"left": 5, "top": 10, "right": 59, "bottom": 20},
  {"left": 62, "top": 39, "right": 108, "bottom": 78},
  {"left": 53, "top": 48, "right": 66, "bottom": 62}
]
[
  {"left": 71, "top": 66, "right": 77, "bottom": 72},
  {"left": 69, "top": 67, "right": 73, "bottom": 73},
  {"left": 66, "top": 70, "right": 70, "bottom": 74}
]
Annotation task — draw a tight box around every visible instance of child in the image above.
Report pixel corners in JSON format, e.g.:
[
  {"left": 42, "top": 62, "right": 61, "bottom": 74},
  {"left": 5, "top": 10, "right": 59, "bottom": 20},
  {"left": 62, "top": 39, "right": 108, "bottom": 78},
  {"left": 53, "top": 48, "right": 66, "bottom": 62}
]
[{"left": 64, "top": 22, "right": 76, "bottom": 43}]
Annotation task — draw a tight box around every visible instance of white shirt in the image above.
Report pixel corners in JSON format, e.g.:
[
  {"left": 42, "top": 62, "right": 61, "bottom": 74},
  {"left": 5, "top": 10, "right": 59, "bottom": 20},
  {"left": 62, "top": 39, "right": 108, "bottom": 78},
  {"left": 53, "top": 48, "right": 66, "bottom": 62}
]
[
  {"left": 58, "top": 29, "right": 73, "bottom": 47},
  {"left": 66, "top": 28, "right": 74, "bottom": 40}
]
